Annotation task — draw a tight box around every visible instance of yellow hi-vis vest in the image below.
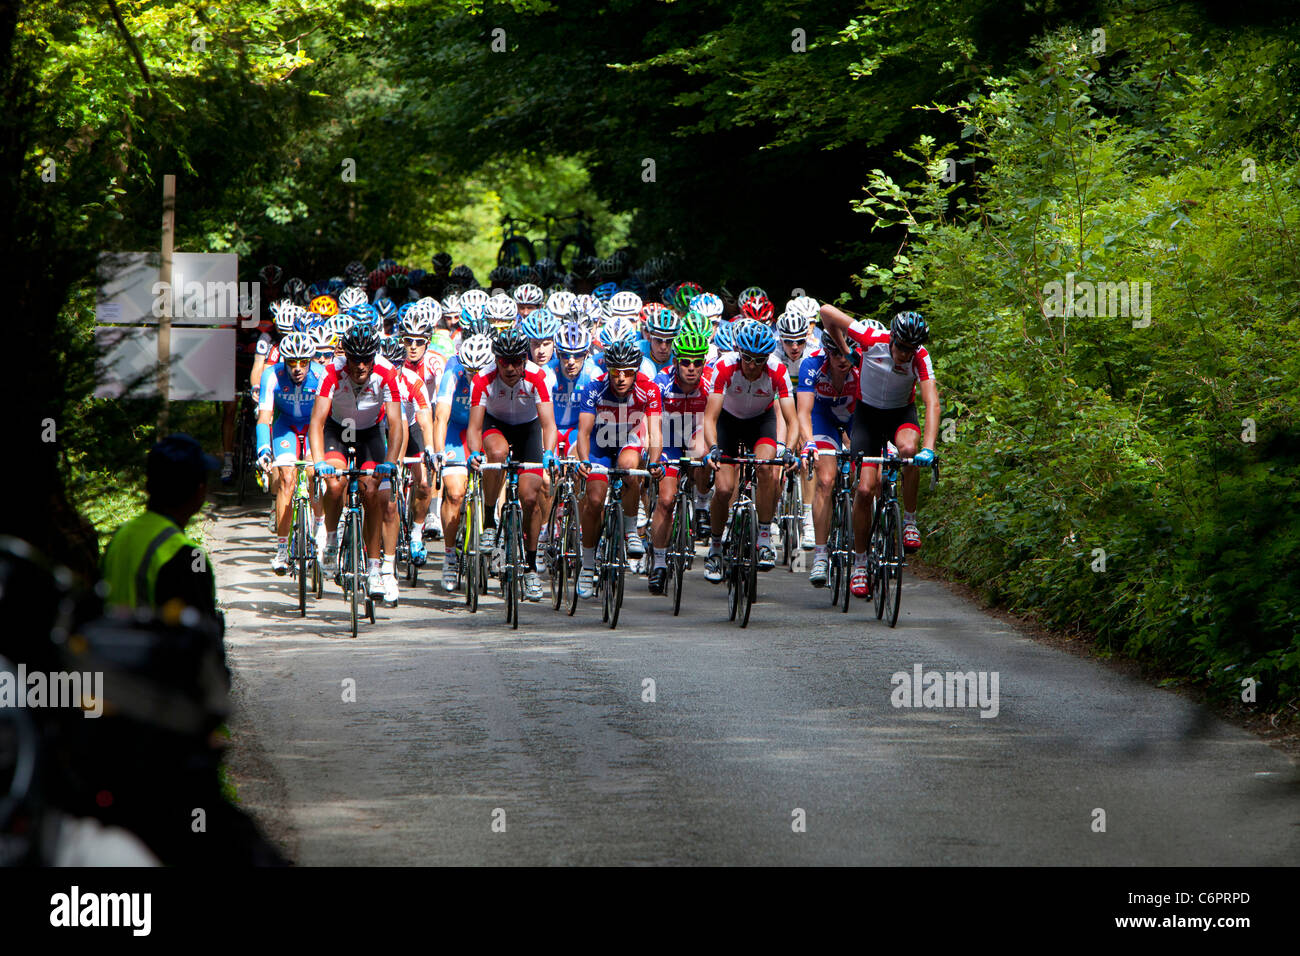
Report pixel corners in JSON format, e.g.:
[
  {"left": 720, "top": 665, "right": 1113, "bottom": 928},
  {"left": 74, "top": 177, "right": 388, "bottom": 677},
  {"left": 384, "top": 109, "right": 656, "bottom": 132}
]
[{"left": 100, "top": 510, "right": 212, "bottom": 611}]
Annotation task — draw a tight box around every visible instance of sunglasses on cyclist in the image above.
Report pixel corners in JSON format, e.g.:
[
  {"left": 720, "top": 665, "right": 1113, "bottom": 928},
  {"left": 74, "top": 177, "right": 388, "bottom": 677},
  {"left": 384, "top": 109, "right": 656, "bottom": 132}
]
[
  {"left": 403, "top": 337, "right": 429, "bottom": 347},
  {"left": 496, "top": 355, "right": 526, "bottom": 366},
  {"left": 285, "top": 358, "right": 310, "bottom": 369},
  {"left": 677, "top": 358, "right": 706, "bottom": 368},
  {"left": 740, "top": 352, "right": 768, "bottom": 366}
]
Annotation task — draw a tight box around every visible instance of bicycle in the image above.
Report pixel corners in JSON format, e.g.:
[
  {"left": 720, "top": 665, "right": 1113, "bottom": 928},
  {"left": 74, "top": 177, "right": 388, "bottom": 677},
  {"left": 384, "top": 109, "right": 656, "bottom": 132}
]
[
  {"left": 860, "top": 451, "right": 940, "bottom": 628},
  {"left": 776, "top": 463, "right": 804, "bottom": 570},
  {"left": 715, "top": 451, "right": 788, "bottom": 628},
  {"left": 496, "top": 215, "right": 536, "bottom": 269},
  {"left": 454, "top": 463, "right": 490, "bottom": 613},
  {"left": 330, "top": 447, "right": 377, "bottom": 638},
  {"left": 823, "top": 449, "right": 862, "bottom": 614},
  {"left": 281, "top": 458, "right": 321, "bottom": 616},
  {"left": 543, "top": 457, "right": 582, "bottom": 616},
  {"left": 393, "top": 455, "right": 423, "bottom": 587},
  {"left": 478, "top": 457, "right": 544, "bottom": 630},
  {"left": 663, "top": 456, "right": 702, "bottom": 616},
  {"left": 540, "top": 210, "right": 598, "bottom": 272},
  {"left": 590, "top": 466, "right": 651, "bottom": 629}
]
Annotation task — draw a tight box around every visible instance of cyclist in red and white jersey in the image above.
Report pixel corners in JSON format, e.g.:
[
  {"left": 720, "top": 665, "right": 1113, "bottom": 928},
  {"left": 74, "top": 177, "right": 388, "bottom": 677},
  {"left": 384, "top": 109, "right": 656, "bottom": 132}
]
[
  {"left": 466, "top": 328, "right": 558, "bottom": 602},
  {"left": 397, "top": 305, "right": 444, "bottom": 556},
  {"left": 380, "top": 335, "right": 437, "bottom": 577},
  {"left": 308, "top": 323, "right": 404, "bottom": 605},
  {"left": 819, "top": 305, "right": 940, "bottom": 599},
  {"left": 701, "top": 321, "right": 799, "bottom": 579}
]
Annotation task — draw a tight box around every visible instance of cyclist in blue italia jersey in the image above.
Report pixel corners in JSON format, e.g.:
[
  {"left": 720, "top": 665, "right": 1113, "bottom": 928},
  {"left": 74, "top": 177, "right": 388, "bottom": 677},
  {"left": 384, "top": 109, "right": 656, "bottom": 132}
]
[
  {"left": 549, "top": 322, "right": 603, "bottom": 461},
  {"left": 638, "top": 304, "right": 681, "bottom": 376},
  {"left": 432, "top": 333, "right": 494, "bottom": 591},
  {"left": 256, "top": 331, "right": 326, "bottom": 573}
]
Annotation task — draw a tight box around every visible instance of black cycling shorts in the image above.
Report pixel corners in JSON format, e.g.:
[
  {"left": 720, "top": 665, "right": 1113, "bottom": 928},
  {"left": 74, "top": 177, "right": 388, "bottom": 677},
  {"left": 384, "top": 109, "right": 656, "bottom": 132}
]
[
  {"left": 716, "top": 406, "right": 778, "bottom": 457},
  {"left": 849, "top": 402, "right": 920, "bottom": 467},
  {"left": 482, "top": 412, "right": 544, "bottom": 475},
  {"left": 323, "top": 418, "right": 388, "bottom": 470}
]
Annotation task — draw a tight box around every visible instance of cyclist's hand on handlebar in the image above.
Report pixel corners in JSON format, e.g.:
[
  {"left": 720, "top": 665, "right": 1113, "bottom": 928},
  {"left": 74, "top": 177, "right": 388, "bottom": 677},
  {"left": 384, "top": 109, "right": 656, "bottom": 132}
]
[
  {"left": 913, "top": 448, "right": 936, "bottom": 468},
  {"left": 423, "top": 448, "right": 438, "bottom": 471},
  {"left": 257, "top": 446, "right": 273, "bottom": 471},
  {"left": 374, "top": 462, "right": 397, "bottom": 478},
  {"left": 706, "top": 445, "right": 722, "bottom": 471},
  {"left": 541, "top": 449, "right": 558, "bottom": 472},
  {"left": 314, "top": 461, "right": 336, "bottom": 477},
  {"left": 648, "top": 460, "right": 665, "bottom": 480},
  {"left": 469, "top": 451, "right": 484, "bottom": 472},
  {"left": 577, "top": 459, "right": 592, "bottom": 479}
]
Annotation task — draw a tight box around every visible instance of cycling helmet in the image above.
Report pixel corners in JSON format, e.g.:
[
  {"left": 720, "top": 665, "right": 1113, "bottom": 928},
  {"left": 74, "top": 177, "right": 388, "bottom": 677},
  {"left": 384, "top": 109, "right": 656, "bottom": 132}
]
[
  {"left": 596, "top": 257, "right": 620, "bottom": 279},
  {"left": 642, "top": 305, "right": 681, "bottom": 337},
  {"left": 740, "top": 295, "right": 775, "bottom": 324},
  {"left": 410, "top": 296, "right": 443, "bottom": 325},
  {"left": 608, "top": 290, "right": 642, "bottom": 319},
  {"left": 675, "top": 280, "right": 703, "bottom": 304},
  {"left": 342, "top": 323, "right": 381, "bottom": 361},
  {"left": 546, "top": 290, "right": 576, "bottom": 316},
  {"left": 735, "top": 320, "right": 777, "bottom": 356},
  {"left": 396, "top": 302, "right": 414, "bottom": 323},
  {"left": 308, "top": 324, "right": 334, "bottom": 356},
  {"left": 344, "top": 260, "right": 367, "bottom": 287},
  {"left": 400, "top": 311, "right": 435, "bottom": 339},
  {"left": 442, "top": 294, "right": 461, "bottom": 317},
  {"left": 457, "top": 333, "right": 494, "bottom": 371},
  {"left": 278, "top": 331, "right": 316, "bottom": 361},
  {"left": 379, "top": 335, "right": 405, "bottom": 364},
  {"left": 673, "top": 326, "right": 710, "bottom": 360},
  {"left": 459, "top": 288, "right": 489, "bottom": 309},
  {"left": 689, "top": 293, "right": 724, "bottom": 319},
  {"left": 520, "top": 307, "right": 560, "bottom": 341},
  {"left": 485, "top": 293, "right": 518, "bottom": 323},
  {"left": 592, "top": 281, "right": 619, "bottom": 302},
  {"left": 460, "top": 303, "right": 490, "bottom": 335},
  {"left": 601, "top": 315, "right": 638, "bottom": 347},
  {"left": 513, "top": 283, "right": 544, "bottom": 307},
  {"left": 338, "top": 286, "right": 367, "bottom": 310},
  {"left": 603, "top": 339, "right": 643, "bottom": 370},
  {"left": 449, "top": 264, "right": 475, "bottom": 285},
  {"left": 621, "top": 276, "right": 647, "bottom": 298},
  {"left": 492, "top": 327, "right": 529, "bottom": 360},
  {"left": 788, "top": 295, "right": 820, "bottom": 320},
  {"left": 274, "top": 302, "right": 304, "bottom": 335},
  {"left": 554, "top": 321, "right": 592, "bottom": 355},
  {"left": 386, "top": 271, "right": 410, "bottom": 293},
  {"left": 283, "top": 277, "right": 309, "bottom": 305},
  {"left": 407, "top": 268, "right": 427, "bottom": 290},
  {"left": 890, "top": 311, "right": 930, "bottom": 348},
  {"left": 258, "top": 264, "right": 284, "bottom": 288},
  {"left": 295, "top": 310, "right": 318, "bottom": 334},
  {"left": 570, "top": 256, "right": 599, "bottom": 280},
  {"left": 572, "top": 294, "right": 600, "bottom": 319},
  {"left": 488, "top": 265, "right": 515, "bottom": 288},
  {"left": 431, "top": 251, "right": 454, "bottom": 270},
  {"left": 713, "top": 321, "right": 737, "bottom": 354},
  {"left": 738, "top": 285, "right": 768, "bottom": 307},
  {"left": 326, "top": 314, "right": 352, "bottom": 341},
  {"left": 776, "top": 310, "right": 809, "bottom": 341},
  {"left": 534, "top": 258, "right": 557, "bottom": 286},
  {"left": 374, "top": 298, "right": 397, "bottom": 322},
  {"left": 680, "top": 310, "right": 713, "bottom": 338}
]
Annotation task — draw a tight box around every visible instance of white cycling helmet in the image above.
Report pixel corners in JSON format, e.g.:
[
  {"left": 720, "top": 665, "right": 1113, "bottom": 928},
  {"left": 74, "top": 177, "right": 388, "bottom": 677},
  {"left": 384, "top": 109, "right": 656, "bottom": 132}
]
[
  {"left": 459, "top": 288, "right": 490, "bottom": 309},
  {"left": 776, "top": 310, "right": 809, "bottom": 341},
  {"left": 485, "top": 293, "right": 518, "bottom": 322},
  {"left": 411, "top": 296, "right": 443, "bottom": 325},
  {"left": 456, "top": 333, "right": 494, "bottom": 371},
  {"left": 337, "top": 287, "right": 368, "bottom": 310},
  {"left": 689, "top": 293, "right": 724, "bottom": 319},
  {"left": 400, "top": 311, "right": 435, "bottom": 338},
  {"left": 272, "top": 299, "right": 298, "bottom": 335},
  {"left": 601, "top": 315, "right": 637, "bottom": 347},
  {"left": 307, "top": 325, "right": 334, "bottom": 355},
  {"left": 546, "top": 290, "right": 576, "bottom": 317},
  {"left": 608, "top": 290, "right": 642, "bottom": 319},
  {"left": 278, "top": 330, "right": 316, "bottom": 360},
  {"left": 441, "top": 293, "right": 460, "bottom": 317},
  {"left": 788, "top": 295, "right": 820, "bottom": 320},
  {"left": 512, "top": 283, "right": 544, "bottom": 306}
]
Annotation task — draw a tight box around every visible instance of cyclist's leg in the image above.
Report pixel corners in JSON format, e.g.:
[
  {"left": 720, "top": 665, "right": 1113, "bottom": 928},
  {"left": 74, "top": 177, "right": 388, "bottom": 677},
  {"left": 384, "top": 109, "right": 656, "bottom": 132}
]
[
  {"left": 481, "top": 418, "right": 510, "bottom": 532},
  {"left": 650, "top": 455, "right": 680, "bottom": 553},
  {"left": 580, "top": 455, "right": 612, "bottom": 550},
  {"left": 319, "top": 420, "right": 350, "bottom": 535},
  {"left": 617, "top": 446, "right": 642, "bottom": 524},
  {"left": 850, "top": 404, "right": 884, "bottom": 553},
  {"left": 893, "top": 407, "right": 922, "bottom": 513},
  {"left": 751, "top": 409, "right": 780, "bottom": 527},
  {"left": 812, "top": 445, "right": 838, "bottom": 546},
  {"left": 270, "top": 416, "right": 300, "bottom": 538},
  {"left": 441, "top": 428, "right": 470, "bottom": 538},
  {"left": 709, "top": 411, "right": 741, "bottom": 544}
]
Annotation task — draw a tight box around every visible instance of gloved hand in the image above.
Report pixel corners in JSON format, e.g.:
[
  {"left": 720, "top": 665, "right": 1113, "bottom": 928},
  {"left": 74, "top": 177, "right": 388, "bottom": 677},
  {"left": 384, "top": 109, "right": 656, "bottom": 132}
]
[
  {"left": 423, "top": 448, "right": 438, "bottom": 470},
  {"left": 707, "top": 445, "right": 721, "bottom": 465},
  {"left": 469, "top": 451, "right": 484, "bottom": 471},
  {"left": 648, "top": 460, "right": 665, "bottom": 479},
  {"left": 374, "top": 462, "right": 397, "bottom": 478},
  {"left": 257, "top": 446, "right": 273, "bottom": 470},
  {"left": 913, "top": 448, "right": 936, "bottom": 467},
  {"left": 314, "top": 461, "right": 336, "bottom": 477},
  {"left": 541, "top": 449, "right": 557, "bottom": 471},
  {"left": 803, "top": 442, "right": 818, "bottom": 462},
  {"left": 782, "top": 448, "right": 797, "bottom": 470}
]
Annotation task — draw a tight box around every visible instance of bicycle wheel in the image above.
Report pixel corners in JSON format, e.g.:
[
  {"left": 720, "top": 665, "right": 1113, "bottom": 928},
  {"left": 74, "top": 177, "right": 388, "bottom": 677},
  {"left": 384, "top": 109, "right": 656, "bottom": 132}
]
[
  {"left": 312, "top": 551, "right": 322, "bottom": 599},
  {"left": 670, "top": 496, "right": 689, "bottom": 616},
  {"left": 565, "top": 498, "right": 581, "bottom": 617},
  {"left": 725, "top": 509, "right": 739, "bottom": 622},
  {"left": 547, "top": 497, "right": 565, "bottom": 611},
  {"left": 607, "top": 508, "right": 625, "bottom": 630},
  {"left": 885, "top": 498, "right": 903, "bottom": 628},
  {"left": 738, "top": 505, "right": 757, "bottom": 628},
  {"left": 497, "top": 235, "right": 536, "bottom": 268},
  {"left": 347, "top": 514, "right": 360, "bottom": 638},
  {"left": 234, "top": 405, "right": 248, "bottom": 505},
  {"left": 465, "top": 500, "right": 479, "bottom": 613},
  {"left": 555, "top": 234, "right": 597, "bottom": 273},
  {"left": 296, "top": 502, "right": 308, "bottom": 616},
  {"left": 827, "top": 503, "right": 842, "bottom": 605},
  {"left": 872, "top": 504, "right": 888, "bottom": 621}
]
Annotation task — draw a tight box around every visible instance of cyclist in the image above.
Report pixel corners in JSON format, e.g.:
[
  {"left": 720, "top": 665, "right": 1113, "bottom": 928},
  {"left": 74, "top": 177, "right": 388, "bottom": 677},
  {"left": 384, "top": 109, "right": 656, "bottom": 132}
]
[
  {"left": 399, "top": 304, "right": 445, "bottom": 555},
  {"left": 639, "top": 304, "right": 681, "bottom": 376},
  {"left": 646, "top": 324, "right": 713, "bottom": 594},
  {"left": 513, "top": 283, "right": 545, "bottom": 319},
  {"left": 308, "top": 323, "right": 404, "bottom": 605},
  {"left": 432, "top": 333, "right": 494, "bottom": 592},
  {"left": 255, "top": 331, "right": 326, "bottom": 574},
  {"left": 796, "top": 334, "right": 859, "bottom": 587},
  {"left": 521, "top": 307, "right": 561, "bottom": 389},
  {"left": 819, "top": 306, "right": 940, "bottom": 598},
  {"left": 485, "top": 293, "right": 518, "bottom": 333},
  {"left": 701, "top": 321, "right": 799, "bottom": 579},
  {"left": 549, "top": 322, "right": 602, "bottom": 461},
  {"left": 776, "top": 309, "right": 820, "bottom": 548},
  {"left": 466, "top": 328, "right": 558, "bottom": 602},
  {"left": 574, "top": 339, "right": 664, "bottom": 599}
]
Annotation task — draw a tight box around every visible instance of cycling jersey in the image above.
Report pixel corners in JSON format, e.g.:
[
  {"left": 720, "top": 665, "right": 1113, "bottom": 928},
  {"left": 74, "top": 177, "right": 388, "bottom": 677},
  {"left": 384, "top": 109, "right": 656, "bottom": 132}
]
[
  {"left": 654, "top": 364, "right": 714, "bottom": 455},
  {"left": 638, "top": 338, "right": 675, "bottom": 377},
  {"left": 257, "top": 361, "right": 326, "bottom": 427},
  {"left": 395, "top": 365, "right": 431, "bottom": 426},
  {"left": 844, "top": 321, "right": 935, "bottom": 409},
  {"left": 469, "top": 362, "right": 551, "bottom": 425},
  {"left": 405, "top": 351, "right": 444, "bottom": 404},
  {"left": 434, "top": 355, "right": 475, "bottom": 428},
  {"left": 318, "top": 364, "right": 401, "bottom": 429},
  {"left": 578, "top": 371, "right": 662, "bottom": 453},
  {"left": 550, "top": 358, "right": 602, "bottom": 430},
  {"left": 778, "top": 342, "right": 821, "bottom": 387},
  {"left": 709, "top": 351, "right": 791, "bottom": 419},
  {"left": 797, "top": 354, "right": 857, "bottom": 426}
]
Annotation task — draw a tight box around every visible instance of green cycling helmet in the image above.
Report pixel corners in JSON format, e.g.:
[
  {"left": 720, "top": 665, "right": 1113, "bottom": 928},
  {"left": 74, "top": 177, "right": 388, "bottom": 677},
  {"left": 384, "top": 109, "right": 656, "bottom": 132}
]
[
  {"left": 679, "top": 310, "right": 712, "bottom": 338},
  {"left": 673, "top": 326, "right": 711, "bottom": 360}
]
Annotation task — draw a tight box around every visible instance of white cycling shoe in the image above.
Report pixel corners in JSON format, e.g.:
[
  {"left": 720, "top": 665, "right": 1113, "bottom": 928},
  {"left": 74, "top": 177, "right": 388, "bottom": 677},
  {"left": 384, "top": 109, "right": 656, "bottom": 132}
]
[{"left": 382, "top": 572, "right": 400, "bottom": 606}]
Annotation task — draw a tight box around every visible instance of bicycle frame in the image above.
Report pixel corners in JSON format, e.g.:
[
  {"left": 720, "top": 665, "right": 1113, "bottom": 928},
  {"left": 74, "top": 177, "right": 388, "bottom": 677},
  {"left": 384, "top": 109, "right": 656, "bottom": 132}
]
[{"left": 478, "top": 457, "right": 544, "bottom": 629}]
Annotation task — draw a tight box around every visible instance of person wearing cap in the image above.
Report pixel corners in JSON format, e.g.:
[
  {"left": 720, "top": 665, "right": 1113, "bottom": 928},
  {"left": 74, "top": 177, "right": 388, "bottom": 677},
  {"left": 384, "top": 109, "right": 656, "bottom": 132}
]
[{"left": 99, "top": 434, "right": 223, "bottom": 631}]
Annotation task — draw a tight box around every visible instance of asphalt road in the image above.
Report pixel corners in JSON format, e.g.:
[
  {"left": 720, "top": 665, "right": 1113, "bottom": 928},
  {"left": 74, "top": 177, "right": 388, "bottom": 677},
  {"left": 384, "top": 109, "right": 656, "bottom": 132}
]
[{"left": 212, "top": 495, "right": 1299, "bottom": 865}]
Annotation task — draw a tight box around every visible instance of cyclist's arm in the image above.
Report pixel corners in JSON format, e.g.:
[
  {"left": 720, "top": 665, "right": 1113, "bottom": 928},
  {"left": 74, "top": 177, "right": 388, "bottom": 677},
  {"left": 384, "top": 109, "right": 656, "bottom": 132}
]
[
  {"left": 576, "top": 411, "right": 595, "bottom": 463},
  {"left": 383, "top": 400, "right": 402, "bottom": 464},
  {"left": 249, "top": 353, "right": 267, "bottom": 392},
  {"left": 255, "top": 367, "right": 275, "bottom": 427},
  {"left": 645, "top": 410, "right": 662, "bottom": 466},
  {"left": 796, "top": 392, "right": 815, "bottom": 450},
  {"left": 431, "top": 401, "right": 450, "bottom": 456},
  {"left": 918, "top": 378, "right": 941, "bottom": 452},
  {"left": 778, "top": 394, "right": 798, "bottom": 449},
  {"left": 466, "top": 405, "right": 485, "bottom": 456},
  {"left": 817, "top": 303, "right": 853, "bottom": 355},
  {"left": 537, "top": 401, "right": 557, "bottom": 454},
  {"left": 308, "top": 395, "right": 330, "bottom": 465},
  {"left": 702, "top": 392, "right": 723, "bottom": 450},
  {"left": 416, "top": 405, "right": 435, "bottom": 452}
]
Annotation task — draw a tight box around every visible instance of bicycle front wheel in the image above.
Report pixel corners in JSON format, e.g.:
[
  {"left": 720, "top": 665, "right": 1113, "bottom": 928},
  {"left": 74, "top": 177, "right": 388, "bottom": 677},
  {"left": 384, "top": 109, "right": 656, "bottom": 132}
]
[
  {"left": 565, "top": 496, "right": 581, "bottom": 616},
  {"left": 607, "top": 509, "right": 625, "bottom": 630},
  {"left": 465, "top": 503, "right": 479, "bottom": 613},
  {"left": 296, "top": 503, "right": 308, "bottom": 616},
  {"left": 670, "top": 496, "right": 689, "bottom": 616},
  {"left": 547, "top": 497, "right": 565, "bottom": 611},
  {"left": 501, "top": 511, "right": 517, "bottom": 627},
  {"left": 738, "top": 505, "right": 757, "bottom": 628},
  {"left": 885, "top": 499, "right": 903, "bottom": 628},
  {"left": 871, "top": 504, "right": 888, "bottom": 621},
  {"left": 347, "top": 515, "right": 360, "bottom": 638}
]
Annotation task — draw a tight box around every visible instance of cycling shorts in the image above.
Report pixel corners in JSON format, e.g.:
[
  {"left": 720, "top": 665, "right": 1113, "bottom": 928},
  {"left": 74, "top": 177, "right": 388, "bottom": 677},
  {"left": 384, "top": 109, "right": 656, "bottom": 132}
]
[
  {"left": 483, "top": 412, "right": 544, "bottom": 476},
  {"left": 323, "top": 418, "right": 387, "bottom": 470},
  {"left": 716, "top": 406, "right": 777, "bottom": 457},
  {"left": 849, "top": 402, "right": 920, "bottom": 468},
  {"left": 808, "top": 405, "right": 850, "bottom": 453},
  {"left": 271, "top": 417, "right": 314, "bottom": 466},
  {"left": 440, "top": 425, "right": 469, "bottom": 475}
]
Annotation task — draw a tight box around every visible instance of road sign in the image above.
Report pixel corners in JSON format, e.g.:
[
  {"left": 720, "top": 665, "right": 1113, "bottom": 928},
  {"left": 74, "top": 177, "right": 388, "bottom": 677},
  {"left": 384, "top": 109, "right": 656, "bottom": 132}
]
[
  {"left": 94, "top": 327, "right": 235, "bottom": 400},
  {"left": 96, "top": 252, "right": 246, "bottom": 325}
]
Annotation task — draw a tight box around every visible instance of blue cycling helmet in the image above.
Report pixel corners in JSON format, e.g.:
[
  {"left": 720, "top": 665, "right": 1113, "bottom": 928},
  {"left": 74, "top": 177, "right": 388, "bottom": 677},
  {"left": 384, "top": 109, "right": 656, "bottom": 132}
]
[
  {"left": 734, "top": 319, "right": 777, "bottom": 356},
  {"left": 554, "top": 321, "right": 592, "bottom": 355},
  {"left": 374, "top": 298, "right": 397, "bottom": 320},
  {"left": 307, "top": 281, "right": 326, "bottom": 299},
  {"left": 326, "top": 277, "right": 346, "bottom": 296},
  {"left": 459, "top": 303, "right": 491, "bottom": 336},
  {"left": 520, "top": 307, "right": 560, "bottom": 341},
  {"left": 294, "top": 311, "right": 317, "bottom": 334},
  {"left": 592, "top": 281, "right": 619, "bottom": 302},
  {"left": 713, "top": 321, "right": 737, "bottom": 354}
]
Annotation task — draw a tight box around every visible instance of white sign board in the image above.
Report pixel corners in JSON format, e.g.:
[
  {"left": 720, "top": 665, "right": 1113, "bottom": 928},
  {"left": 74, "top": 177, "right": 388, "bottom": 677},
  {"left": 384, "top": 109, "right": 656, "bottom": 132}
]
[
  {"left": 94, "top": 327, "right": 236, "bottom": 400},
  {"left": 96, "top": 252, "right": 246, "bottom": 325}
]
